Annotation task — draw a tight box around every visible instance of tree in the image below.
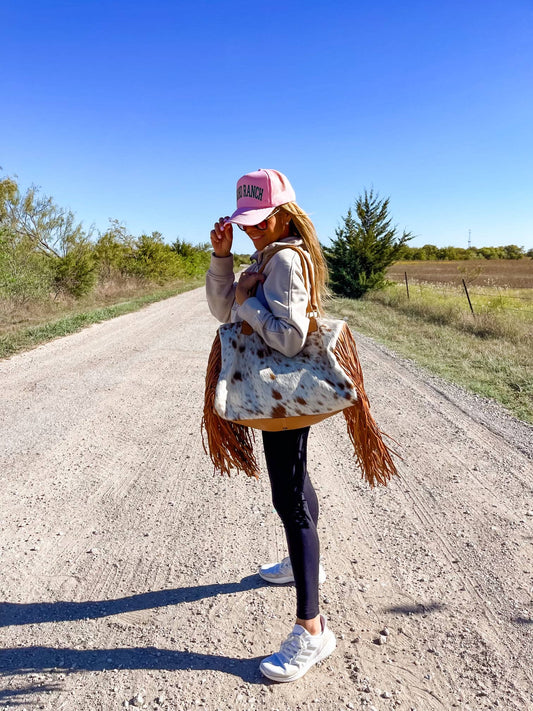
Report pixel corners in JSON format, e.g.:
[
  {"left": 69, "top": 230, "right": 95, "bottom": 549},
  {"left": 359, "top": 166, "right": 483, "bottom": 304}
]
[
  {"left": 94, "top": 219, "right": 134, "bottom": 279},
  {"left": 170, "top": 238, "right": 212, "bottom": 277},
  {"left": 1, "top": 176, "right": 97, "bottom": 298},
  {"left": 419, "top": 244, "right": 439, "bottom": 260},
  {"left": 52, "top": 244, "right": 97, "bottom": 298},
  {"left": 478, "top": 246, "right": 505, "bottom": 259},
  {"left": 0, "top": 225, "right": 54, "bottom": 303},
  {"left": 0, "top": 178, "right": 18, "bottom": 221},
  {"left": 324, "top": 189, "right": 412, "bottom": 298},
  {"left": 171, "top": 238, "right": 197, "bottom": 258},
  {"left": 502, "top": 244, "right": 524, "bottom": 260},
  {"left": 130, "top": 232, "right": 183, "bottom": 282},
  {"left": 1, "top": 179, "right": 88, "bottom": 258}
]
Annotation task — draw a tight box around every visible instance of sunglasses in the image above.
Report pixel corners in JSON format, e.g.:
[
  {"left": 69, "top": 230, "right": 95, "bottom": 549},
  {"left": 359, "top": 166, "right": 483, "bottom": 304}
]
[{"left": 237, "top": 208, "right": 281, "bottom": 231}]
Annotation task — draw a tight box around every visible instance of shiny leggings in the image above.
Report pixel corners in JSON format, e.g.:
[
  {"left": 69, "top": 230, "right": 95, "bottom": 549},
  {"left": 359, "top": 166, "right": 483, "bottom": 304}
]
[{"left": 262, "top": 427, "right": 320, "bottom": 620}]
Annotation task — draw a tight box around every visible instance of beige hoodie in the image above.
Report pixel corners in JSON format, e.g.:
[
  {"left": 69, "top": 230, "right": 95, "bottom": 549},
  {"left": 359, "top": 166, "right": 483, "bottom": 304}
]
[{"left": 205, "top": 236, "right": 311, "bottom": 357}]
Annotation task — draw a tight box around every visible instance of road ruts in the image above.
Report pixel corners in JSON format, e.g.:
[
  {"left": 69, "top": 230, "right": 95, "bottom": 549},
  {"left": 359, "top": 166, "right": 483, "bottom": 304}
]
[{"left": 0, "top": 285, "right": 532, "bottom": 711}]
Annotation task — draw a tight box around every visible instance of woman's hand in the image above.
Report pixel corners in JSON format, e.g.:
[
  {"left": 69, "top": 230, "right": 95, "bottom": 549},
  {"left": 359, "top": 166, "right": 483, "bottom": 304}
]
[
  {"left": 210, "top": 217, "right": 233, "bottom": 257},
  {"left": 235, "top": 271, "right": 265, "bottom": 305}
]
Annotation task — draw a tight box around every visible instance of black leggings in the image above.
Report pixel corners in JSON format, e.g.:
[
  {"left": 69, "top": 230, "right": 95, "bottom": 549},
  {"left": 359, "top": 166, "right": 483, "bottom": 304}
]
[{"left": 262, "top": 427, "right": 320, "bottom": 620}]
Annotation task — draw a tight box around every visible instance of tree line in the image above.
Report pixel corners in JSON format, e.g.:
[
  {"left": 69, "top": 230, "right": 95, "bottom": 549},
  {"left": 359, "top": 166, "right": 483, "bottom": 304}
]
[
  {"left": 400, "top": 243, "right": 530, "bottom": 261},
  {"left": 0, "top": 176, "right": 247, "bottom": 305},
  {"left": 2, "top": 174, "right": 529, "bottom": 309},
  {"left": 324, "top": 190, "right": 531, "bottom": 298}
]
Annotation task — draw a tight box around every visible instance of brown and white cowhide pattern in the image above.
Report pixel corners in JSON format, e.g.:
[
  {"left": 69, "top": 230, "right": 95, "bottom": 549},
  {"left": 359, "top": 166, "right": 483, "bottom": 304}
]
[{"left": 214, "top": 318, "right": 358, "bottom": 422}]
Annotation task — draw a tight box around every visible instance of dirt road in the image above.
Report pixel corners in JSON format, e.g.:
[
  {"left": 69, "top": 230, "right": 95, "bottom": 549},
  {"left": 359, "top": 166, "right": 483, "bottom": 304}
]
[{"left": 1, "top": 286, "right": 532, "bottom": 711}]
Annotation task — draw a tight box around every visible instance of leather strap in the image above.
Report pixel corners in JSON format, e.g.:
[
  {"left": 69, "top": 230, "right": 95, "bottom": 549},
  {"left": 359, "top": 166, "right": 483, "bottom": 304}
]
[
  {"left": 241, "top": 244, "right": 319, "bottom": 335},
  {"left": 256, "top": 245, "right": 319, "bottom": 315}
]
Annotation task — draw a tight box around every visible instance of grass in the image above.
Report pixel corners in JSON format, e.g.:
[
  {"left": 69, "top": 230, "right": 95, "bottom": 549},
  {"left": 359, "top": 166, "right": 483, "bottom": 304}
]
[
  {"left": 387, "top": 258, "right": 533, "bottom": 288},
  {"left": 3, "top": 263, "right": 532, "bottom": 424},
  {"left": 327, "top": 284, "right": 533, "bottom": 424},
  {"left": 374, "top": 281, "right": 533, "bottom": 341},
  {"left": 0, "top": 278, "right": 204, "bottom": 360}
]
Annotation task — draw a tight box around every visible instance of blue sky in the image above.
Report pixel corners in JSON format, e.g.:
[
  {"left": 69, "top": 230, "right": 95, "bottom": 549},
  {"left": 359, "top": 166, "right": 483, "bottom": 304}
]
[{"left": 1, "top": 0, "right": 532, "bottom": 254}]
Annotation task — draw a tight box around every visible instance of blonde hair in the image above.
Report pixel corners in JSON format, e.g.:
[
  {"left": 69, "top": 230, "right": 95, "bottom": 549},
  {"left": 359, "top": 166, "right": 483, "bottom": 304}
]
[{"left": 279, "top": 202, "right": 329, "bottom": 314}]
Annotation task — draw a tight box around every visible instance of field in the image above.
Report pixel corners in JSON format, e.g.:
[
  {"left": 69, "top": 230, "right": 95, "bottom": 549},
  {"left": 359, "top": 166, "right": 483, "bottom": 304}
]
[
  {"left": 387, "top": 258, "right": 533, "bottom": 288},
  {"left": 328, "top": 259, "right": 533, "bottom": 423},
  {"left": 385, "top": 259, "right": 533, "bottom": 326}
]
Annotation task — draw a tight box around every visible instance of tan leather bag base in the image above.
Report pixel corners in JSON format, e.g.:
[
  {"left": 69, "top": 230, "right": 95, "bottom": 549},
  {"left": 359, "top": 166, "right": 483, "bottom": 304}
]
[{"left": 233, "top": 411, "right": 344, "bottom": 431}]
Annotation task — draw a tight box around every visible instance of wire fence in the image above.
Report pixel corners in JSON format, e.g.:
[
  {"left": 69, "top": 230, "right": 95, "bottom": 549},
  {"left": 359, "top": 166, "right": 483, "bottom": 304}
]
[{"left": 393, "top": 273, "right": 533, "bottom": 316}]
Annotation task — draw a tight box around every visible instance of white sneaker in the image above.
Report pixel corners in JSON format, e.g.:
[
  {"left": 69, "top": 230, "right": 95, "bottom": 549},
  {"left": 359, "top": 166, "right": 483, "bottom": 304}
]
[
  {"left": 259, "top": 556, "right": 326, "bottom": 585},
  {"left": 260, "top": 614, "right": 336, "bottom": 682}
]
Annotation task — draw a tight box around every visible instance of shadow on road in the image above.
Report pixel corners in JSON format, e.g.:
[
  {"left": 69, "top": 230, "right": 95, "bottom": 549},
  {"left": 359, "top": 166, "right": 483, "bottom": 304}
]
[
  {"left": 382, "top": 602, "right": 445, "bottom": 615},
  {"left": 0, "top": 575, "right": 265, "bottom": 627},
  {"left": 0, "top": 646, "right": 265, "bottom": 684},
  {"left": 0, "top": 575, "right": 270, "bottom": 695},
  {"left": 0, "top": 683, "right": 62, "bottom": 708}
]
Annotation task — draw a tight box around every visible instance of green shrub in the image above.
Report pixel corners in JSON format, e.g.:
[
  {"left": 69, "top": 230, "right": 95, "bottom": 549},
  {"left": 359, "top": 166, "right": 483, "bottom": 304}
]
[
  {"left": 94, "top": 220, "right": 134, "bottom": 279},
  {"left": 53, "top": 245, "right": 97, "bottom": 298},
  {"left": 0, "top": 228, "right": 54, "bottom": 303},
  {"left": 129, "top": 233, "right": 184, "bottom": 283},
  {"left": 234, "top": 253, "right": 251, "bottom": 269}
]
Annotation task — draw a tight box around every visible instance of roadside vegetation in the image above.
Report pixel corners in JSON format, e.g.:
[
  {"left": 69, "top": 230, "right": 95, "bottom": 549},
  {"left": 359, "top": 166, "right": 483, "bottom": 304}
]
[
  {"left": 388, "top": 258, "right": 533, "bottom": 288},
  {"left": 0, "top": 175, "right": 249, "bottom": 358},
  {"left": 2, "top": 173, "right": 531, "bottom": 423},
  {"left": 328, "top": 270, "right": 532, "bottom": 423},
  {"left": 400, "top": 243, "right": 531, "bottom": 261},
  {"left": 325, "top": 191, "right": 532, "bottom": 423}
]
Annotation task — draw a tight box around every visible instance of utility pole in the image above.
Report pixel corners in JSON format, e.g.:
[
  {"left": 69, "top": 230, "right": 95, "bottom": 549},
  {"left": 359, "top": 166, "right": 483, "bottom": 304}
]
[{"left": 468, "top": 229, "right": 471, "bottom": 249}]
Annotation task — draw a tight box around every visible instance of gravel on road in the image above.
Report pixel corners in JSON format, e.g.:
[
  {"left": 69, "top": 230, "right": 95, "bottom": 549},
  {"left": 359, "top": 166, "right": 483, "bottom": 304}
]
[{"left": 1, "top": 286, "right": 532, "bottom": 710}]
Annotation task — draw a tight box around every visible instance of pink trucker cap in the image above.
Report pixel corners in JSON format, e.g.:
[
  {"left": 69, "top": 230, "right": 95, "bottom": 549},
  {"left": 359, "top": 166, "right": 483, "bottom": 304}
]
[{"left": 228, "top": 169, "right": 296, "bottom": 226}]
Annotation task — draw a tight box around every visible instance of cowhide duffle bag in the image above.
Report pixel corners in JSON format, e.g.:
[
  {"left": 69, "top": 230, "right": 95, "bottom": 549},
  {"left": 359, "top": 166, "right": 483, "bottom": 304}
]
[{"left": 202, "top": 245, "right": 398, "bottom": 486}]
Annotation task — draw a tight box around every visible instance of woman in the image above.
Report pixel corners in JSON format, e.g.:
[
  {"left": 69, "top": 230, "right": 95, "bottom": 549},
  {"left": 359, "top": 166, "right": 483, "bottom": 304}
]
[{"left": 206, "top": 168, "right": 336, "bottom": 682}]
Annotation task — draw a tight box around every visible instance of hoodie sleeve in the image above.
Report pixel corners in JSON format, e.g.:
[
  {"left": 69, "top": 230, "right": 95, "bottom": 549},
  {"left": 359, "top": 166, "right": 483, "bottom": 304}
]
[
  {"left": 236, "top": 250, "right": 310, "bottom": 357},
  {"left": 205, "top": 253, "right": 237, "bottom": 323}
]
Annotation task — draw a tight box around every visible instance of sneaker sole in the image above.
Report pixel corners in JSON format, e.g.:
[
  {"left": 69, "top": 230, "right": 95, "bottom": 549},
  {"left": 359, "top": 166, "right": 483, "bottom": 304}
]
[
  {"left": 258, "top": 569, "right": 327, "bottom": 585},
  {"left": 260, "top": 631, "right": 336, "bottom": 683},
  {"left": 258, "top": 571, "right": 295, "bottom": 584}
]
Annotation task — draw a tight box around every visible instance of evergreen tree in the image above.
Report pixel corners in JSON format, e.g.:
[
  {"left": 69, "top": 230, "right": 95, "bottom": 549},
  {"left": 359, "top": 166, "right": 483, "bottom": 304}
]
[{"left": 325, "top": 189, "right": 412, "bottom": 298}]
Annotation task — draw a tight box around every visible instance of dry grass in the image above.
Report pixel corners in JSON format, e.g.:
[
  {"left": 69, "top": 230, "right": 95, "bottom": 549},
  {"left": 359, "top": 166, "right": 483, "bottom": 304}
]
[
  {"left": 327, "top": 283, "right": 533, "bottom": 423},
  {"left": 387, "top": 258, "right": 533, "bottom": 288},
  {"left": 0, "top": 276, "right": 204, "bottom": 359},
  {"left": 368, "top": 282, "right": 533, "bottom": 344},
  {"left": 0, "top": 275, "right": 197, "bottom": 337}
]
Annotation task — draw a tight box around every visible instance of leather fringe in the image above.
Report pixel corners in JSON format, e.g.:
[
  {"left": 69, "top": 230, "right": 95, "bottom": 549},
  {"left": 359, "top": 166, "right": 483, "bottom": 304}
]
[
  {"left": 201, "top": 331, "right": 259, "bottom": 478},
  {"left": 202, "top": 325, "right": 399, "bottom": 486},
  {"left": 334, "top": 324, "right": 399, "bottom": 487}
]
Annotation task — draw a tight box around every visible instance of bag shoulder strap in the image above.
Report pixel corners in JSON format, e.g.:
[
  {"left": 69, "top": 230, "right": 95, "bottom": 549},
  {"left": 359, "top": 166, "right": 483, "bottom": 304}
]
[{"left": 257, "top": 244, "right": 319, "bottom": 315}]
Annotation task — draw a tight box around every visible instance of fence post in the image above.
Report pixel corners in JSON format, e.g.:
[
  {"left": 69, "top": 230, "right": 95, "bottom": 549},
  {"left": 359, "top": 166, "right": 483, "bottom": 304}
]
[
  {"left": 404, "top": 272, "right": 410, "bottom": 300},
  {"left": 462, "top": 278, "right": 475, "bottom": 315}
]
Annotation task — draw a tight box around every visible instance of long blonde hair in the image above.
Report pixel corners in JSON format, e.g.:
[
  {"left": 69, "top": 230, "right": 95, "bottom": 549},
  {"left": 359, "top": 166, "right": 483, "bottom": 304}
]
[{"left": 279, "top": 202, "right": 329, "bottom": 314}]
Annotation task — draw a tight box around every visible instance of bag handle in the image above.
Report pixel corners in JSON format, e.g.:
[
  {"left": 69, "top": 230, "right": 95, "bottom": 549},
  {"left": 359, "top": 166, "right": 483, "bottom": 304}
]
[
  {"left": 241, "top": 244, "right": 319, "bottom": 336},
  {"left": 256, "top": 244, "right": 319, "bottom": 316}
]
